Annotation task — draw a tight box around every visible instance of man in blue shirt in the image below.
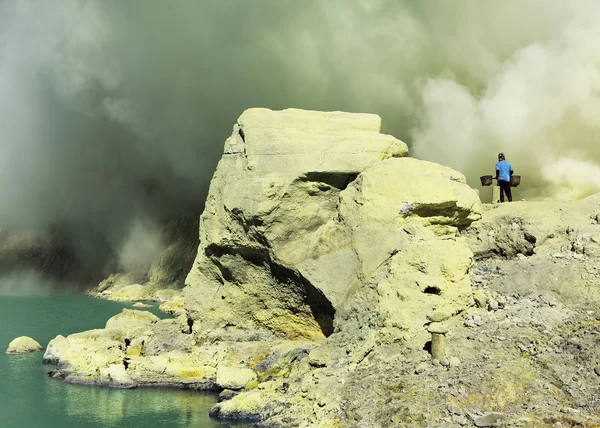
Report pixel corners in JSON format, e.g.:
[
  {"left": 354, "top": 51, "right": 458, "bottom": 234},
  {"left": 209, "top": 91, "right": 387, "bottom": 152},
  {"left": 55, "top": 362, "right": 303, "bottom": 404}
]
[{"left": 495, "top": 153, "right": 513, "bottom": 202}]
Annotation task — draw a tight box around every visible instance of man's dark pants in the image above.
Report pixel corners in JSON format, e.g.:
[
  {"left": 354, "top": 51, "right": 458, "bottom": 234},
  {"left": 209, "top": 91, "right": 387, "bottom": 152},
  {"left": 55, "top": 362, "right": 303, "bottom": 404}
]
[{"left": 499, "top": 180, "right": 512, "bottom": 202}]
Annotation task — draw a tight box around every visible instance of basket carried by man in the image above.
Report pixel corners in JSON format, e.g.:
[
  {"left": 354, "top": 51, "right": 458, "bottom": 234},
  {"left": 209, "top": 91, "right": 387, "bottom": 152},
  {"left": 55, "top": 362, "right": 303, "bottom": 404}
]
[{"left": 479, "top": 174, "right": 521, "bottom": 187}]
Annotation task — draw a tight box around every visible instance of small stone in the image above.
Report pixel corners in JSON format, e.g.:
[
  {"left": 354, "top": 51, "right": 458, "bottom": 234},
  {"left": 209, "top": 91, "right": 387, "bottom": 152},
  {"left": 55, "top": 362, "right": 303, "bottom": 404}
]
[
  {"left": 487, "top": 298, "right": 499, "bottom": 311},
  {"left": 447, "top": 402, "right": 463, "bottom": 415},
  {"left": 453, "top": 415, "right": 469, "bottom": 426},
  {"left": 132, "top": 302, "right": 151, "bottom": 308},
  {"left": 432, "top": 359, "right": 440, "bottom": 366},
  {"left": 440, "top": 358, "right": 450, "bottom": 367},
  {"left": 471, "top": 274, "right": 484, "bottom": 284},
  {"left": 496, "top": 296, "right": 507, "bottom": 308},
  {"left": 594, "top": 366, "right": 600, "bottom": 377},
  {"left": 473, "top": 290, "right": 487, "bottom": 308},
  {"left": 216, "top": 366, "right": 257, "bottom": 390},
  {"left": 473, "top": 412, "right": 507, "bottom": 427},
  {"left": 308, "top": 345, "right": 344, "bottom": 368},
  {"left": 415, "top": 362, "right": 429, "bottom": 374},
  {"left": 464, "top": 318, "right": 476, "bottom": 328},
  {"left": 6, "top": 336, "right": 43, "bottom": 354},
  {"left": 427, "top": 309, "right": 451, "bottom": 323},
  {"left": 449, "top": 357, "right": 461, "bottom": 368},
  {"left": 218, "top": 389, "right": 238, "bottom": 402},
  {"left": 427, "top": 322, "right": 449, "bottom": 334}
]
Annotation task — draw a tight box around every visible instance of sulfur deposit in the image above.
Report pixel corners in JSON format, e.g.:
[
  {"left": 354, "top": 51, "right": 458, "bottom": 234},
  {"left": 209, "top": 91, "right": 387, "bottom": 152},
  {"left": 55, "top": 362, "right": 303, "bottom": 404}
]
[
  {"left": 6, "top": 336, "right": 43, "bottom": 354},
  {"left": 46, "top": 108, "right": 600, "bottom": 427},
  {"left": 184, "top": 108, "right": 480, "bottom": 343}
]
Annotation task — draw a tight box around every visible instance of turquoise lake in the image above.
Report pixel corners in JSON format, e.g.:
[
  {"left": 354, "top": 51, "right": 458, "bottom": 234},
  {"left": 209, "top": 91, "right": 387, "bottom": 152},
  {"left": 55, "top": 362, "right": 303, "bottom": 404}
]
[{"left": 0, "top": 295, "right": 247, "bottom": 428}]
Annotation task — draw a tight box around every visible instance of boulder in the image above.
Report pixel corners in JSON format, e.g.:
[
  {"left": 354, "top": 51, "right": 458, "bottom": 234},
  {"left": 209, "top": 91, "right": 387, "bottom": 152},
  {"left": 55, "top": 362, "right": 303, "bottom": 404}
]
[
  {"left": 43, "top": 334, "right": 69, "bottom": 363},
  {"left": 159, "top": 295, "right": 185, "bottom": 315},
  {"left": 50, "top": 329, "right": 126, "bottom": 379},
  {"left": 216, "top": 366, "right": 258, "bottom": 390},
  {"left": 105, "top": 309, "right": 160, "bottom": 337},
  {"left": 184, "top": 108, "right": 481, "bottom": 342},
  {"left": 308, "top": 345, "right": 346, "bottom": 368},
  {"left": 210, "top": 390, "right": 275, "bottom": 421},
  {"left": 6, "top": 336, "right": 43, "bottom": 354}
]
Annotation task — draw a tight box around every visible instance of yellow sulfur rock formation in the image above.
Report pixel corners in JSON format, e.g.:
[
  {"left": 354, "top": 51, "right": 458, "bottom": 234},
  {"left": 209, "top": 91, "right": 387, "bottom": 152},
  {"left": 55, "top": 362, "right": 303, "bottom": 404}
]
[{"left": 184, "top": 108, "right": 481, "bottom": 343}]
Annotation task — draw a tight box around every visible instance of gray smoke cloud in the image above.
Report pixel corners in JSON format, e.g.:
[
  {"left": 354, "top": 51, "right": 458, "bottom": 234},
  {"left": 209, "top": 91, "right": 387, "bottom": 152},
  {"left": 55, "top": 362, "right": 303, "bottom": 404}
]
[{"left": 0, "top": 0, "right": 599, "bottom": 278}]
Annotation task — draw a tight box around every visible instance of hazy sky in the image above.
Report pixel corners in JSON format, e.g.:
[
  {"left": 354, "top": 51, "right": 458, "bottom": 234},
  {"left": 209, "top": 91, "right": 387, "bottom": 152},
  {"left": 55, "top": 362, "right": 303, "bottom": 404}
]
[{"left": 1, "top": 0, "right": 600, "bottom": 274}]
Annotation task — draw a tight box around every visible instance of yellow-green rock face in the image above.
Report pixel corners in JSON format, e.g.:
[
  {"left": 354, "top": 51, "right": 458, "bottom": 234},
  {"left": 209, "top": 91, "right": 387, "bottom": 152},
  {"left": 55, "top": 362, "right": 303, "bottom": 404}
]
[{"left": 184, "top": 108, "right": 481, "bottom": 342}]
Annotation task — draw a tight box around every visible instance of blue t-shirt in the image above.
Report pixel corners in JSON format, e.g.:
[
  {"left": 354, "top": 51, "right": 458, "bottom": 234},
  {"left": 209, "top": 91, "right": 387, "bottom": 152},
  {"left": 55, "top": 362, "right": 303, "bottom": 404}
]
[{"left": 496, "top": 160, "right": 513, "bottom": 181}]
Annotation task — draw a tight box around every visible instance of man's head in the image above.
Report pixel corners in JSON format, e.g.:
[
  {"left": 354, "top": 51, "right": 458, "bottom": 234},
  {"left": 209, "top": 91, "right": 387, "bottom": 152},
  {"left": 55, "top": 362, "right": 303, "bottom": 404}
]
[{"left": 498, "top": 152, "right": 505, "bottom": 161}]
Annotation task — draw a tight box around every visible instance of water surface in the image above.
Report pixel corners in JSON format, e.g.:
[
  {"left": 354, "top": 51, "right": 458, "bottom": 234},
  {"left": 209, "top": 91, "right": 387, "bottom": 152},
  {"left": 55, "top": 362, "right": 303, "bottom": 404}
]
[{"left": 0, "top": 295, "right": 243, "bottom": 428}]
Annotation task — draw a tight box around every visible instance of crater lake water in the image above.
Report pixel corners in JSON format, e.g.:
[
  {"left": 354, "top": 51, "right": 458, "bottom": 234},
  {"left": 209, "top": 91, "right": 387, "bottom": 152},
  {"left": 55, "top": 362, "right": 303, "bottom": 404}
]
[{"left": 0, "top": 295, "right": 247, "bottom": 428}]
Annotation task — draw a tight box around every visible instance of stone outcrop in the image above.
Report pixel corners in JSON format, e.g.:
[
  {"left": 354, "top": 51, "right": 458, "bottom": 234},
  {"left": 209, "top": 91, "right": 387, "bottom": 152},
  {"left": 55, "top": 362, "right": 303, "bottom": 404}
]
[
  {"left": 465, "top": 196, "right": 600, "bottom": 304},
  {"left": 184, "top": 108, "right": 481, "bottom": 344},
  {"left": 6, "top": 336, "right": 43, "bottom": 354},
  {"left": 47, "top": 308, "right": 314, "bottom": 392}
]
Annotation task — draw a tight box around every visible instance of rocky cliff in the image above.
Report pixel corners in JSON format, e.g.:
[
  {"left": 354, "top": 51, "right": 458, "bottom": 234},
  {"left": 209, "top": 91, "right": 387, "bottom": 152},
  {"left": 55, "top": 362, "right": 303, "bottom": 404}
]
[
  {"left": 43, "top": 109, "right": 600, "bottom": 427},
  {"left": 184, "top": 108, "right": 481, "bottom": 344}
]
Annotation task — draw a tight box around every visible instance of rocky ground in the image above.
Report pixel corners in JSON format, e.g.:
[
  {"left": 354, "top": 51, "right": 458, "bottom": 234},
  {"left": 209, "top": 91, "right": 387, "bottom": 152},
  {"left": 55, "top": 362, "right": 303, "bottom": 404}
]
[
  {"left": 217, "top": 200, "right": 600, "bottom": 427},
  {"left": 304, "top": 261, "right": 600, "bottom": 427},
  {"left": 46, "top": 229, "right": 600, "bottom": 427}
]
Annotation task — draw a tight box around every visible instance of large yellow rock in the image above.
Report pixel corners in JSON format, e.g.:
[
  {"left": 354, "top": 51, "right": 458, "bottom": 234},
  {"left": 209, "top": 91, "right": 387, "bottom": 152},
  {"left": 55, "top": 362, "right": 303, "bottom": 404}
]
[
  {"left": 340, "top": 158, "right": 481, "bottom": 277},
  {"left": 105, "top": 309, "right": 160, "bottom": 337},
  {"left": 184, "top": 108, "right": 481, "bottom": 342},
  {"left": 52, "top": 329, "right": 126, "bottom": 379}
]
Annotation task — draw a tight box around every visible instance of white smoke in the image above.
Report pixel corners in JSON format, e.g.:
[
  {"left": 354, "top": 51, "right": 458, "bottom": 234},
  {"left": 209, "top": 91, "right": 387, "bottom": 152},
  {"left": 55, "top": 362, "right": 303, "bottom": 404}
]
[
  {"left": 0, "top": 271, "right": 57, "bottom": 296},
  {"left": 117, "top": 216, "right": 164, "bottom": 279},
  {"left": 412, "top": 0, "right": 600, "bottom": 200}
]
